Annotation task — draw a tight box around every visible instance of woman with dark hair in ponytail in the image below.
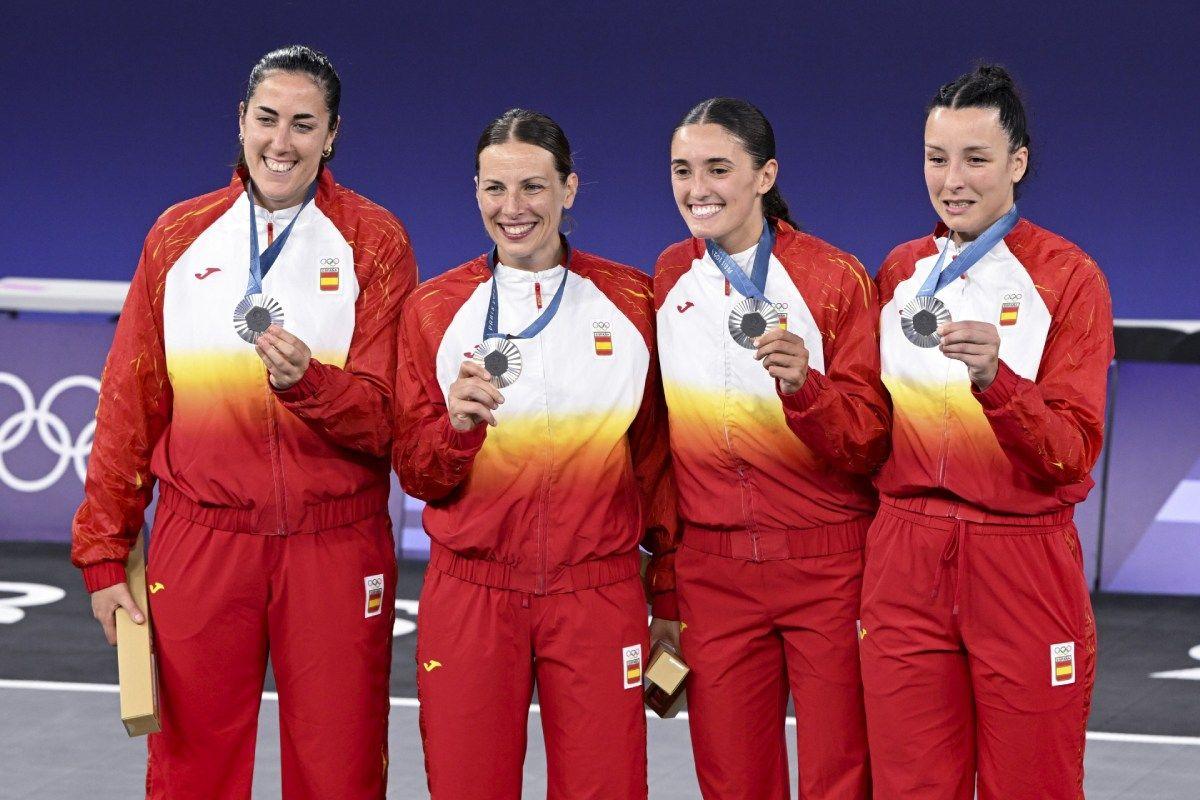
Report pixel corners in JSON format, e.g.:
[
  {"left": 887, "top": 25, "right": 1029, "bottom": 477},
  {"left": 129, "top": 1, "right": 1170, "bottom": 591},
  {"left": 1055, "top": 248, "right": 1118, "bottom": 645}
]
[
  {"left": 653, "top": 97, "right": 889, "bottom": 799},
  {"left": 71, "top": 45, "right": 417, "bottom": 798},
  {"left": 393, "top": 108, "right": 676, "bottom": 799},
  {"left": 860, "top": 64, "right": 1114, "bottom": 798}
]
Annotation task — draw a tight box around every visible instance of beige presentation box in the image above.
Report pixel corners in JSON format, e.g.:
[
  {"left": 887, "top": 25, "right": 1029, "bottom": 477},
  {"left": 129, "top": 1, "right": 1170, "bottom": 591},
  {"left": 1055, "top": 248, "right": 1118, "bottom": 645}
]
[{"left": 115, "top": 532, "right": 160, "bottom": 737}]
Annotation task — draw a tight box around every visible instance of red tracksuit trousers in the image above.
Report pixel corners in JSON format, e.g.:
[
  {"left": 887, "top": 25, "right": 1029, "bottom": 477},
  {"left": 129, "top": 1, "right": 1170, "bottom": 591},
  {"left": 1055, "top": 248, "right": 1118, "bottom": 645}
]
[
  {"left": 859, "top": 497, "right": 1096, "bottom": 800},
  {"left": 415, "top": 545, "right": 651, "bottom": 800},
  {"left": 675, "top": 522, "right": 872, "bottom": 800},
  {"left": 143, "top": 489, "right": 397, "bottom": 799}
]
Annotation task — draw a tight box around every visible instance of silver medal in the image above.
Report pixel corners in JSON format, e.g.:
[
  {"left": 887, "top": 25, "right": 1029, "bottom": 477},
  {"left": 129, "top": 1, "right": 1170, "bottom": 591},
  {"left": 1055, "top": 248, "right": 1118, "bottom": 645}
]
[
  {"left": 728, "top": 297, "right": 780, "bottom": 349},
  {"left": 473, "top": 338, "right": 523, "bottom": 388},
  {"left": 900, "top": 296, "right": 952, "bottom": 348},
  {"left": 233, "top": 293, "right": 285, "bottom": 345}
]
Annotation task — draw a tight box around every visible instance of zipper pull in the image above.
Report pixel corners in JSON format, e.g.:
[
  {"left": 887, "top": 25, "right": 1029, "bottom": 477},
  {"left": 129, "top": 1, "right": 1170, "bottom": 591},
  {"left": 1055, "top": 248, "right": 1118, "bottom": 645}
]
[
  {"left": 724, "top": 278, "right": 731, "bottom": 296},
  {"left": 534, "top": 282, "right": 543, "bottom": 309},
  {"left": 266, "top": 220, "right": 275, "bottom": 247}
]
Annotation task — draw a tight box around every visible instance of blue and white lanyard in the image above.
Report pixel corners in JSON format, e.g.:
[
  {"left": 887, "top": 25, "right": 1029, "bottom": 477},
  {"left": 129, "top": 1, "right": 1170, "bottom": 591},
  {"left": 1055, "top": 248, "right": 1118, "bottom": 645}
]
[
  {"left": 245, "top": 180, "right": 317, "bottom": 296},
  {"left": 483, "top": 242, "right": 572, "bottom": 342},
  {"left": 705, "top": 219, "right": 775, "bottom": 302},
  {"left": 917, "top": 205, "right": 1019, "bottom": 297}
]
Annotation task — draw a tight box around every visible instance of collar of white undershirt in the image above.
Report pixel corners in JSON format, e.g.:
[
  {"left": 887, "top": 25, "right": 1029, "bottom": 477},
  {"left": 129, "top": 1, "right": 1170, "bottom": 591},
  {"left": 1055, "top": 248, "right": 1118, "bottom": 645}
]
[
  {"left": 254, "top": 200, "right": 303, "bottom": 226},
  {"left": 726, "top": 243, "right": 759, "bottom": 277},
  {"left": 493, "top": 262, "right": 565, "bottom": 284}
]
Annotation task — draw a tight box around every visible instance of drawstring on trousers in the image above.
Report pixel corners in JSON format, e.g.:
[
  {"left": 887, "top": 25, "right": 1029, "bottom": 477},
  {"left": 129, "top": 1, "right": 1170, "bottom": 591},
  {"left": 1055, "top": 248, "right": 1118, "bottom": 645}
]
[{"left": 930, "top": 521, "right": 967, "bottom": 615}]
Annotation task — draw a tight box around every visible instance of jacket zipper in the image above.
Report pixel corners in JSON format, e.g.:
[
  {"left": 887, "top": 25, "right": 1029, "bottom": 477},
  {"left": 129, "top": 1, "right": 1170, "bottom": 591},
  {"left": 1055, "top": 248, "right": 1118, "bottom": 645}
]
[
  {"left": 536, "top": 334, "right": 552, "bottom": 595},
  {"left": 264, "top": 363, "right": 288, "bottom": 534}
]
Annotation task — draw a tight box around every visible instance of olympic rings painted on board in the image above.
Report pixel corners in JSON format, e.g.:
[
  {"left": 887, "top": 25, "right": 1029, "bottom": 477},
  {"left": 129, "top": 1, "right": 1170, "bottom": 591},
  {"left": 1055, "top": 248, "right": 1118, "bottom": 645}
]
[{"left": 0, "top": 373, "right": 99, "bottom": 493}]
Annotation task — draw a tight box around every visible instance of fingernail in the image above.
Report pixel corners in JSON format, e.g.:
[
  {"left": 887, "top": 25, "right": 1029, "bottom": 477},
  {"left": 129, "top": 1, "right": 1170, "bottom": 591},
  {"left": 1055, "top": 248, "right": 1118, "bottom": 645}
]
[{"left": 134, "top": 614, "right": 144, "bottom": 623}]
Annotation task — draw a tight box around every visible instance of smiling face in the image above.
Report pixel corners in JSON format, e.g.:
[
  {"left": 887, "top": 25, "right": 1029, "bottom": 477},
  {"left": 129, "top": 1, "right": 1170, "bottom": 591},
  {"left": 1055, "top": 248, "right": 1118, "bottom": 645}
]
[
  {"left": 924, "top": 106, "right": 1027, "bottom": 243},
  {"left": 475, "top": 139, "right": 578, "bottom": 270},
  {"left": 670, "top": 123, "right": 777, "bottom": 253},
  {"left": 238, "top": 71, "right": 337, "bottom": 211}
]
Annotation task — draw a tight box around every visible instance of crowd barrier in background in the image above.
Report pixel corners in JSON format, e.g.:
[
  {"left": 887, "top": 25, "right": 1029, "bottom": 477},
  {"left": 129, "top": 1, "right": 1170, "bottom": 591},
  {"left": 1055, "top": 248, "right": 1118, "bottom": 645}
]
[{"left": 2, "top": 276, "right": 1198, "bottom": 594}]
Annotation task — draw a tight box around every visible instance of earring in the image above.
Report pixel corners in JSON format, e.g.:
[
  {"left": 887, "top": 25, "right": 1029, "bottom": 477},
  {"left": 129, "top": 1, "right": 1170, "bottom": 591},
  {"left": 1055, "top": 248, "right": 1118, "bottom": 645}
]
[
  {"left": 322, "top": 146, "right": 333, "bottom": 158},
  {"left": 238, "top": 133, "right": 244, "bottom": 144}
]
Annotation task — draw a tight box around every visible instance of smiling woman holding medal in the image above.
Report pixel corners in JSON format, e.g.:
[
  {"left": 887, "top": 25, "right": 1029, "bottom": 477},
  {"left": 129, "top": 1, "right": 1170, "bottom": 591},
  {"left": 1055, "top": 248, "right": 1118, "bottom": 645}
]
[
  {"left": 393, "top": 108, "right": 676, "bottom": 800},
  {"left": 654, "top": 97, "right": 889, "bottom": 800},
  {"left": 861, "top": 65, "right": 1115, "bottom": 799},
  {"left": 70, "top": 45, "right": 417, "bottom": 798}
]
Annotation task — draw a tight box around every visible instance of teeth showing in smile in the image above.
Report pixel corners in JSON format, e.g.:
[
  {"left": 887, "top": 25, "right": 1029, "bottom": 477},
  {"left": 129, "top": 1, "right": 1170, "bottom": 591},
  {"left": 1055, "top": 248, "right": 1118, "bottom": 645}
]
[
  {"left": 265, "top": 157, "right": 295, "bottom": 174},
  {"left": 690, "top": 204, "right": 722, "bottom": 218},
  {"left": 945, "top": 200, "right": 973, "bottom": 208},
  {"left": 501, "top": 223, "right": 535, "bottom": 236}
]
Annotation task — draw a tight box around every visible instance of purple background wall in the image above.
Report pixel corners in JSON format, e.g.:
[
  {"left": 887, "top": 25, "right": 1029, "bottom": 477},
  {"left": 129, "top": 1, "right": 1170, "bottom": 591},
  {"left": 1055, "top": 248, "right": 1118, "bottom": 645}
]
[{"left": 4, "top": 3, "right": 1198, "bottom": 316}]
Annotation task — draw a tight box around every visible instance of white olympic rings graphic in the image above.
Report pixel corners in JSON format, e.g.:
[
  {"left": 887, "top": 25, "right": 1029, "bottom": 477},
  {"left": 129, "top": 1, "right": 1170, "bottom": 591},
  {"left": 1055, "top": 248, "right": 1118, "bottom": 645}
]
[{"left": 0, "top": 372, "right": 99, "bottom": 493}]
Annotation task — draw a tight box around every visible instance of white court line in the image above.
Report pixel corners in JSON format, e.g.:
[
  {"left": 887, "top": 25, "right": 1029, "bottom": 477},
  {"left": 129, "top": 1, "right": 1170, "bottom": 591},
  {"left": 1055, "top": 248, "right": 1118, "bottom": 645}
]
[{"left": 3, "top": 679, "right": 1198, "bottom": 747}]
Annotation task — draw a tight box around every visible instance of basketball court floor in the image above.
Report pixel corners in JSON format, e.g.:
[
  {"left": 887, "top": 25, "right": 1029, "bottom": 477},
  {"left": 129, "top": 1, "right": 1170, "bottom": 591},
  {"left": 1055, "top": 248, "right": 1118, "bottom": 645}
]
[{"left": 3, "top": 544, "right": 1198, "bottom": 798}]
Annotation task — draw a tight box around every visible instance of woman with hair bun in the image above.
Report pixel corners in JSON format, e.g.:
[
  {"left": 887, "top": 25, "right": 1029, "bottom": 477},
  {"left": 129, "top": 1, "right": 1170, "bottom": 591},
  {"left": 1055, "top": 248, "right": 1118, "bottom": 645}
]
[
  {"left": 71, "top": 45, "right": 417, "bottom": 797},
  {"left": 654, "top": 97, "right": 889, "bottom": 799},
  {"left": 394, "top": 108, "right": 676, "bottom": 799},
  {"left": 860, "top": 64, "right": 1114, "bottom": 799}
]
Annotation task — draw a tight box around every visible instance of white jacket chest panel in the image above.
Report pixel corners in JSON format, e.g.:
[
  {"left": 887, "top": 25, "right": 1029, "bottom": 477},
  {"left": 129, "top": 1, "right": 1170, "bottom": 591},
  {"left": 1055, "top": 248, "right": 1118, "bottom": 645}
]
[
  {"left": 163, "top": 196, "right": 359, "bottom": 360},
  {"left": 435, "top": 270, "right": 649, "bottom": 426},
  {"left": 881, "top": 239, "right": 1050, "bottom": 387},
  {"left": 658, "top": 253, "right": 825, "bottom": 398}
]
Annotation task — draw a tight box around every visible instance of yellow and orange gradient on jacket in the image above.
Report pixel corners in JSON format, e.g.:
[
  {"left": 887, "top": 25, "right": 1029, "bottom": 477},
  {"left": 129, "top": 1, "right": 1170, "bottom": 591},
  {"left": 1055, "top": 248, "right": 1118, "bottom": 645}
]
[
  {"left": 655, "top": 220, "right": 889, "bottom": 535},
  {"left": 393, "top": 249, "right": 679, "bottom": 613},
  {"left": 875, "top": 219, "right": 1114, "bottom": 514},
  {"left": 71, "top": 169, "right": 417, "bottom": 591}
]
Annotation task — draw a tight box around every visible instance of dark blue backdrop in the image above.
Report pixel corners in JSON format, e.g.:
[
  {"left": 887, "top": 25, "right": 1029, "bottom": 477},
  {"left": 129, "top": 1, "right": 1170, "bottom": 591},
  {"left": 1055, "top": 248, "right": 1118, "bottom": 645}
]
[{"left": 5, "top": 2, "right": 1197, "bottom": 318}]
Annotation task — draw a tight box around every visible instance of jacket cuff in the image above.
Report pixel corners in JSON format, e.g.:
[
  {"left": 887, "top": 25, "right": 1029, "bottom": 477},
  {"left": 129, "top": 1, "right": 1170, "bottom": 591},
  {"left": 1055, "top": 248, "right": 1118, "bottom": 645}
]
[
  {"left": 440, "top": 414, "right": 487, "bottom": 454},
  {"left": 82, "top": 560, "right": 128, "bottom": 593},
  {"left": 973, "top": 359, "right": 1020, "bottom": 410},
  {"left": 778, "top": 368, "right": 826, "bottom": 414},
  {"left": 272, "top": 358, "right": 328, "bottom": 402},
  {"left": 651, "top": 591, "right": 679, "bottom": 621}
]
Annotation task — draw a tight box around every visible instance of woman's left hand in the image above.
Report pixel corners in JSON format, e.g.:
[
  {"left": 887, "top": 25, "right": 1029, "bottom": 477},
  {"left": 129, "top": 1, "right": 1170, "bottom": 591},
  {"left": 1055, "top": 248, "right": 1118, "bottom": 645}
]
[
  {"left": 754, "top": 328, "right": 809, "bottom": 394},
  {"left": 256, "top": 325, "right": 312, "bottom": 390},
  {"left": 938, "top": 321, "right": 1000, "bottom": 390}
]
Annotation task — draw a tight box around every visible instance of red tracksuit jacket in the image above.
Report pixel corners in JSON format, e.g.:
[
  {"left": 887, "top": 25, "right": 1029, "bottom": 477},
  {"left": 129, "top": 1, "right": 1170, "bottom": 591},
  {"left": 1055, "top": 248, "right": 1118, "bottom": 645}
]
[
  {"left": 72, "top": 168, "right": 417, "bottom": 591},
  {"left": 875, "top": 218, "right": 1115, "bottom": 513},
  {"left": 654, "top": 220, "right": 890, "bottom": 538},
  {"left": 393, "top": 247, "right": 679, "bottom": 616}
]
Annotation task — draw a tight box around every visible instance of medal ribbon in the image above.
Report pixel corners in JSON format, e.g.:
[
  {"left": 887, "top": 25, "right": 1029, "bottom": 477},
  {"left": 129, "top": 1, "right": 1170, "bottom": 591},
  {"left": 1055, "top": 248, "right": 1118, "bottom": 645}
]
[
  {"left": 917, "top": 205, "right": 1019, "bottom": 297},
  {"left": 483, "top": 240, "right": 571, "bottom": 342},
  {"left": 705, "top": 219, "right": 775, "bottom": 303},
  {"left": 245, "top": 180, "right": 318, "bottom": 296}
]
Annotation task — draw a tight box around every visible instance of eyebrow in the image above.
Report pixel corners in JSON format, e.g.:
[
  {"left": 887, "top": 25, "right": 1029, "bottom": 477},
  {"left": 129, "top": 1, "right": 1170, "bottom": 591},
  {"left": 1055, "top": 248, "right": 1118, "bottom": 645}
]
[
  {"left": 924, "top": 144, "right": 994, "bottom": 152},
  {"left": 482, "top": 174, "right": 551, "bottom": 183},
  {"left": 254, "top": 105, "right": 316, "bottom": 121},
  {"left": 671, "top": 157, "right": 735, "bottom": 166}
]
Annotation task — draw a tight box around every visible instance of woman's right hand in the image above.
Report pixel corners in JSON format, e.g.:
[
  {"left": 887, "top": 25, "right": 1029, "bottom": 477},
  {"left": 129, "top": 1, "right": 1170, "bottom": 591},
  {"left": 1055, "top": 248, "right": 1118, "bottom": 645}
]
[
  {"left": 447, "top": 359, "right": 505, "bottom": 431},
  {"left": 91, "top": 582, "right": 145, "bottom": 646}
]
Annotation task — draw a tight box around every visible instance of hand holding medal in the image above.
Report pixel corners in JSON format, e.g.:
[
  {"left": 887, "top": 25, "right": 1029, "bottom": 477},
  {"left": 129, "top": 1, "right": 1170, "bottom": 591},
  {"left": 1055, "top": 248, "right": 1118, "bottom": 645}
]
[
  {"left": 256, "top": 325, "right": 313, "bottom": 389},
  {"left": 448, "top": 359, "right": 505, "bottom": 431},
  {"left": 753, "top": 328, "right": 809, "bottom": 394},
  {"left": 937, "top": 321, "right": 1000, "bottom": 390}
]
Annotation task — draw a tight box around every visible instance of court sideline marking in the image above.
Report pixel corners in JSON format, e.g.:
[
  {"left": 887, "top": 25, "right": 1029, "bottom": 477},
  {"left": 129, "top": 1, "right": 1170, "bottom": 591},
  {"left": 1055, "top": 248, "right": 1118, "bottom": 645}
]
[{"left": 2, "top": 678, "right": 1197, "bottom": 747}]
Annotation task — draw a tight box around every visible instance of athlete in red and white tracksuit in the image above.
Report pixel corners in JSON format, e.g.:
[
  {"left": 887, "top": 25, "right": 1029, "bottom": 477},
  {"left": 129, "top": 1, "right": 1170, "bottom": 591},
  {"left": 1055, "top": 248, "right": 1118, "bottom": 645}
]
[
  {"left": 861, "top": 219, "right": 1114, "bottom": 798},
  {"left": 394, "top": 246, "right": 676, "bottom": 800},
  {"left": 71, "top": 167, "right": 416, "bottom": 798},
  {"left": 655, "top": 218, "right": 889, "bottom": 799}
]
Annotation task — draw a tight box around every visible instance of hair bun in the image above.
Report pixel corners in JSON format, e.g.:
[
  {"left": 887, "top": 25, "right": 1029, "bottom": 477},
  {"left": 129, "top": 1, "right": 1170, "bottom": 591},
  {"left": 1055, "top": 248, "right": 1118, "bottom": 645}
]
[{"left": 975, "top": 63, "right": 1015, "bottom": 87}]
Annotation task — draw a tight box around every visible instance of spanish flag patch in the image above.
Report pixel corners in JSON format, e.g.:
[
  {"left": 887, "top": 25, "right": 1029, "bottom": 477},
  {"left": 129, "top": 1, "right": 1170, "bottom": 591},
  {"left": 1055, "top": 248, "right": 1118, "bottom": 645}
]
[
  {"left": 320, "top": 266, "right": 340, "bottom": 292},
  {"left": 999, "top": 301, "right": 1020, "bottom": 326},
  {"left": 593, "top": 322, "right": 613, "bottom": 356}
]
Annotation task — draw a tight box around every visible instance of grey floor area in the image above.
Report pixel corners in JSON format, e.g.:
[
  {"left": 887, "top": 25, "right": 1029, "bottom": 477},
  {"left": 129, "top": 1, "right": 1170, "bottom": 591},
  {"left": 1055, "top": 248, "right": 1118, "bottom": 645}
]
[{"left": 3, "top": 685, "right": 1198, "bottom": 799}]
